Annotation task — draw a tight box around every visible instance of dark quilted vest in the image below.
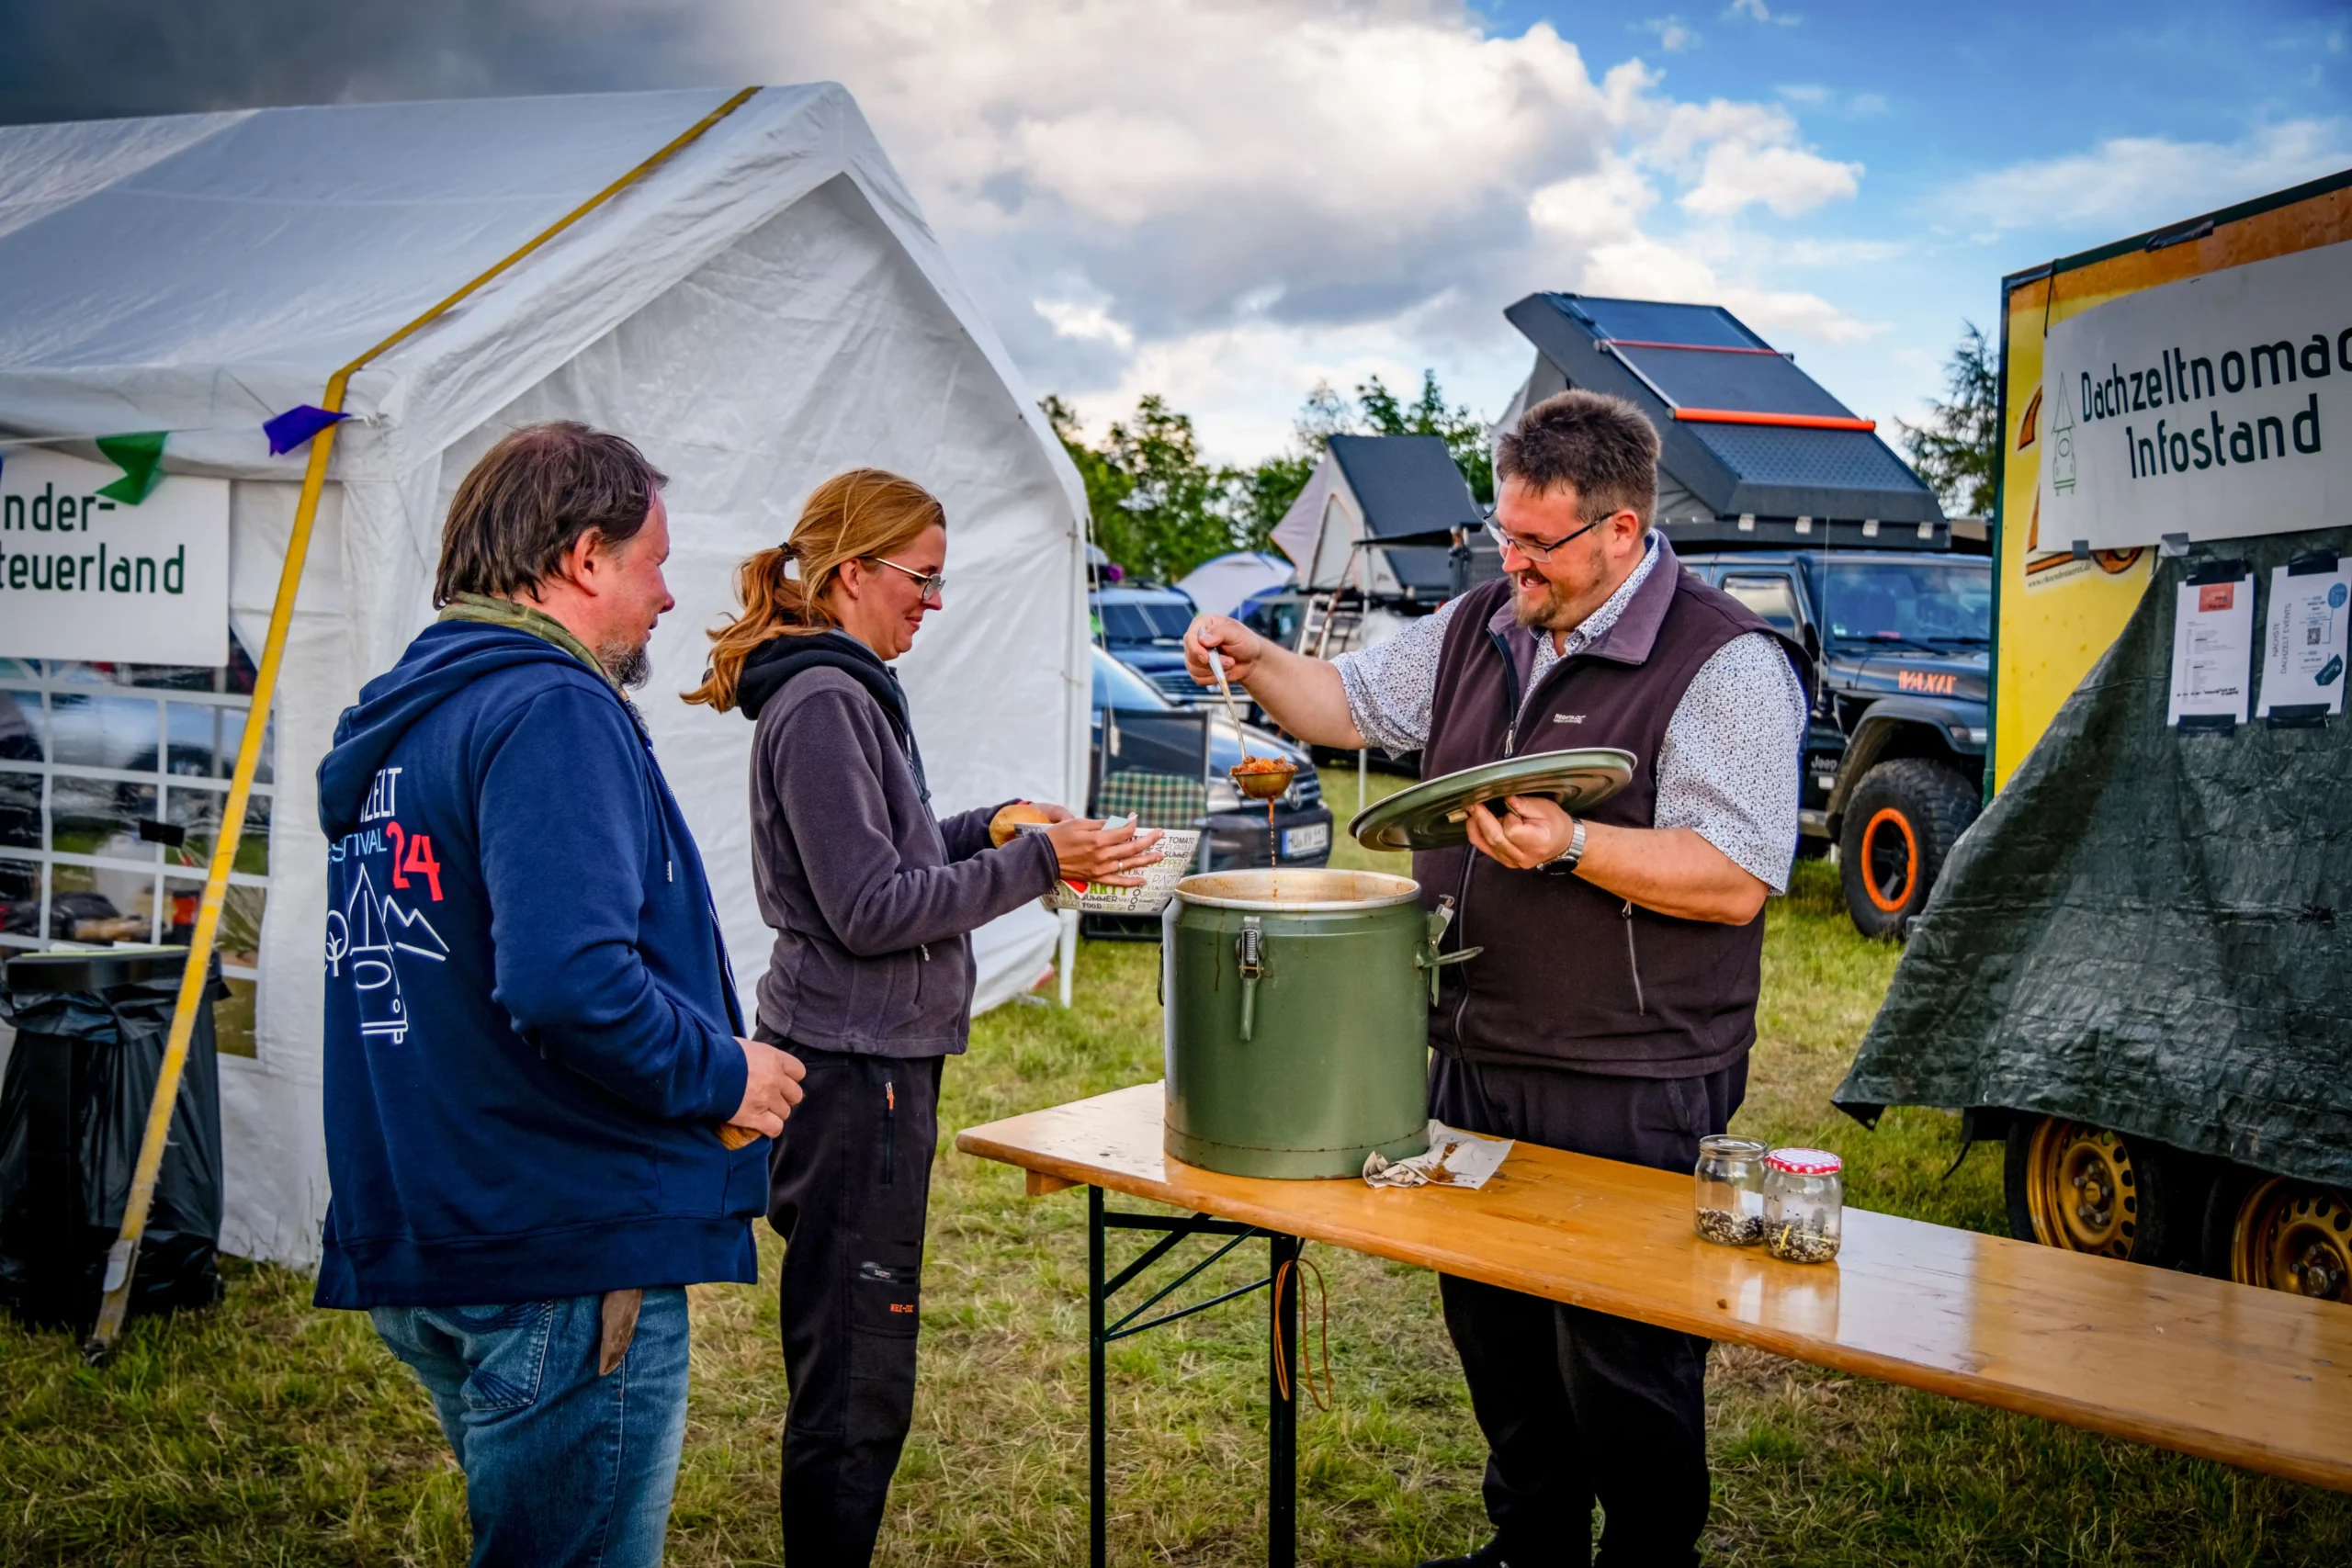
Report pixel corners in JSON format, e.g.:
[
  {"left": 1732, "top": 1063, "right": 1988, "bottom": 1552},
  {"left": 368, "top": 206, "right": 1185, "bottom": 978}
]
[{"left": 1417, "top": 549, "right": 1802, "bottom": 1077}]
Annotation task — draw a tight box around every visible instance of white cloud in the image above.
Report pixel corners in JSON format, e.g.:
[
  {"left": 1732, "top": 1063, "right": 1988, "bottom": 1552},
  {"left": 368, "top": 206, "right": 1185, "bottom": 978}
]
[
  {"left": 1622, "top": 96, "right": 1861, "bottom": 218},
  {"left": 712, "top": 0, "right": 1882, "bottom": 456},
  {"left": 1035, "top": 297, "right": 1135, "bottom": 352},
  {"left": 1525, "top": 159, "right": 1883, "bottom": 348},
  {"left": 1939, "top": 118, "right": 2351, "bottom": 235},
  {"left": 1777, "top": 84, "right": 1885, "bottom": 117},
  {"left": 1725, "top": 0, "right": 1801, "bottom": 24},
  {"left": 1683, "top": 139, "right": 1862, "bottom": 217},
  {"left": 1636, "top": 16, "right": 1700, "bottom": 53}
]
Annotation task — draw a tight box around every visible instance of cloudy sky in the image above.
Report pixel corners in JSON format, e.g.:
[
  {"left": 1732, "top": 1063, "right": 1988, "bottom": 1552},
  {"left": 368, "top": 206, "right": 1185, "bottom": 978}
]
[{"left": 2, "top": 0, "right": 2346, "bottom": 461}]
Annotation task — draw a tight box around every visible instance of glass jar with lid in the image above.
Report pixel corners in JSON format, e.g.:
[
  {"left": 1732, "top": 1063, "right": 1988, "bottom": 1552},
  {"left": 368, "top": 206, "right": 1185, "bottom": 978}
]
[
  {"left": 1764, "top": 1148, "right": 1844, "bottom": 1263},
  {"left": 1692, "top": 1135, "right": 1769, "bottom": 1247}
]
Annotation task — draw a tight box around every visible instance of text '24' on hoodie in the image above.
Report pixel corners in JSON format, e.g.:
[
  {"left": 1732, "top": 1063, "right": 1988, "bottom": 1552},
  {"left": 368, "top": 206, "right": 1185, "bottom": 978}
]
[{"left": 313, "top": 620, "right": 763, "bottom": 1310}]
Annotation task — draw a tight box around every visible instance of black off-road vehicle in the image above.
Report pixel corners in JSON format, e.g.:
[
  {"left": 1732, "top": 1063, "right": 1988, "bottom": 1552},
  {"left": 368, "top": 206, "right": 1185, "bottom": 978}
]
[{"left": 1678, "top": 542, "right": 1991, "bottom": 938}]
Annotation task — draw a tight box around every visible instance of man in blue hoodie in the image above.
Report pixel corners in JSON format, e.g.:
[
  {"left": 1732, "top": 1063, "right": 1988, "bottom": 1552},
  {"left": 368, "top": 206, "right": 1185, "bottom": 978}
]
[{"left": 315, "top": 422, "right": 806, "bottom": 1568}]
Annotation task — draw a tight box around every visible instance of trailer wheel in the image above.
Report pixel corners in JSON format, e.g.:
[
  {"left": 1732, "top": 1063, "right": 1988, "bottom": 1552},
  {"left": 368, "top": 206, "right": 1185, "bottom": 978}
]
[
  {"left": 1838, "top": 757, "right": 1978, "bottom": 939},
  {"left": 2005, "top": 1117, "right": 2203, "bottom": 1267},
  {"left": 2205, "top": 1173, "right": 2352, "bottom": 1302}
]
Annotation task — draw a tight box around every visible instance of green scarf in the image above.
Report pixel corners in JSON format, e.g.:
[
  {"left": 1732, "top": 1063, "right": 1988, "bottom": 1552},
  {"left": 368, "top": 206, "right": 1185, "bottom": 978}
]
[{"left": 436, "top": 592, "right": 622, "bottom": 695}]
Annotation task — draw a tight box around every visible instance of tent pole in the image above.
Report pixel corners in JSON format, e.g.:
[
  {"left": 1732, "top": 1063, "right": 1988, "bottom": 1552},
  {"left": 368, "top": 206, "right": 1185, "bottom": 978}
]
[{"left": 84, "top": 84, "right": 765, "bottom": 1360}]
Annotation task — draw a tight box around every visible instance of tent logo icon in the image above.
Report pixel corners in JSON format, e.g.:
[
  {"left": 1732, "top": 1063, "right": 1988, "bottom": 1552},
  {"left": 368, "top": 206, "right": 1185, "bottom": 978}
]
[
  {"left": 323, "top": 863, "right": 447, "bottom": 1047},
  {"left": 2048, "top": 379, "right": 2078, "bottom": 493}
]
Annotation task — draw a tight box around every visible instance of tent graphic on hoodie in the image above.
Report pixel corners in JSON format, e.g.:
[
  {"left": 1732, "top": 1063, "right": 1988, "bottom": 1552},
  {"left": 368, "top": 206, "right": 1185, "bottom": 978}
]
[{"left": 324, "top": 863, "right": 448, "bottom": 1047}]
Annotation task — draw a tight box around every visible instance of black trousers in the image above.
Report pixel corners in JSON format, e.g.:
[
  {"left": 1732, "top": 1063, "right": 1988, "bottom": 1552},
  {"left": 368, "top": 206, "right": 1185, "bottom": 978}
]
[
  {"left": 1430, "top": 1053, "right": 1747, "bottom": 1568},
  {"left": 762, "top": 1035, "right": 944, "bottom": 1568}
]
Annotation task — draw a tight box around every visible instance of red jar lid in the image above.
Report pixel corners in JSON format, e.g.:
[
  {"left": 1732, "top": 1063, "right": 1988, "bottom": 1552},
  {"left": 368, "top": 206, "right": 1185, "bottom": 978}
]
[{"left": 1766, "top": 1147, "right": 1842, "bottom": 1176}]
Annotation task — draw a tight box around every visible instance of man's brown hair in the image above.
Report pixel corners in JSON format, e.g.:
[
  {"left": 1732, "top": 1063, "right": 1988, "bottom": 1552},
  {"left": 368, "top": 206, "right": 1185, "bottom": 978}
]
[
  {"left": 1495, "top": 390, "right": 1660, "bottom": 528},
  {"left": 434, "top": 422, "right": 669, "bottom": 605}
]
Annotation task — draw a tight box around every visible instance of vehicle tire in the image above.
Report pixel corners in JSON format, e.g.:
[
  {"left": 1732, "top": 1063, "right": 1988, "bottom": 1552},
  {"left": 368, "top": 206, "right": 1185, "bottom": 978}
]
[
  {"left": 1838, "top": 757, "right": 1980, "bottom": 939},
  {"left": 2004, "top": 1116, "right": 2207, "bottom": 1268},
  {"left": 2201, "top": 1168, "right": 2352, "bottom": 1302}
]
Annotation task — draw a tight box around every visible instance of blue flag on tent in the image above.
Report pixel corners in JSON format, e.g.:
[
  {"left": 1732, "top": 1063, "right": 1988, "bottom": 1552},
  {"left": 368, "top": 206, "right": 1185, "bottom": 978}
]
[{"left": 264, "top": 404, "right": 348, "bottom": 457}]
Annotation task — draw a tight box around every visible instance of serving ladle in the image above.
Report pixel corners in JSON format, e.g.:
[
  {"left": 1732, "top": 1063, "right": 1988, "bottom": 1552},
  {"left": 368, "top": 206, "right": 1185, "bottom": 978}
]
[{"left": 1206, "top": 649, "right": 1298, "bottom": 845}]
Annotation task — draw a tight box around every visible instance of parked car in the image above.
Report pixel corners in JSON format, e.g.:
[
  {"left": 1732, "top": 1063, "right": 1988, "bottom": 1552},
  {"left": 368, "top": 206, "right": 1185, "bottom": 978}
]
[
  {"left": 1090, "top": 648, "right": 1331, "bottom": 874},
  {"left": 1678, "top": 547, "right": 1991, "bottom": 939},
  {"left": 1093, "top": 583, "right": 1216, "bottom": 706}
]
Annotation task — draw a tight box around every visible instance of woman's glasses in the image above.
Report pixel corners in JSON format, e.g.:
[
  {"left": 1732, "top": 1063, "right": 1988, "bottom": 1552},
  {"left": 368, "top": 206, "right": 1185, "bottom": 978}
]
[{"left": 869, "top": 556, "right": 946, "bottom": 601}]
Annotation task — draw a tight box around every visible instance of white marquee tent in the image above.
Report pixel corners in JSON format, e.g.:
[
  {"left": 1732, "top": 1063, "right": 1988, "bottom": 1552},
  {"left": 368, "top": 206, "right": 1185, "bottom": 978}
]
[{"left": 0, "top": 85, "right": 1092, "bottom": 1266}]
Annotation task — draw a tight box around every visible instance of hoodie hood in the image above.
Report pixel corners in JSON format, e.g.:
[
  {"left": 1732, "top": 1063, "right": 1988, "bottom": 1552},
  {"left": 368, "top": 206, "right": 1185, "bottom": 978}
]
[
  {"left": 319, "top": 621, "right": 611, "bottom": 839},
  {"left": 736, "top": 629, "right": 929, "bottom": 802}
]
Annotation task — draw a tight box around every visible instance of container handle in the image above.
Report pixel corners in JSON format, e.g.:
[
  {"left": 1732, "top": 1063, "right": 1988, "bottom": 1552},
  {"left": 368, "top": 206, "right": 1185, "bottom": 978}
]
[
  {"left": 1237, "top": 916, "right": 1263, "bottom": 1042},
  {"left": 1415, "top": 945, "right": 1482, "bottom": 1006}
]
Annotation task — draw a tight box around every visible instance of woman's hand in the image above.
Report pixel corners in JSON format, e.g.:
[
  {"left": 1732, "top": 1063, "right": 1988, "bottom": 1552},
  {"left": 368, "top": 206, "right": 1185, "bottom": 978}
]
[{"left": 1046, "top": 816, "right": 1165, "bottom": 886}]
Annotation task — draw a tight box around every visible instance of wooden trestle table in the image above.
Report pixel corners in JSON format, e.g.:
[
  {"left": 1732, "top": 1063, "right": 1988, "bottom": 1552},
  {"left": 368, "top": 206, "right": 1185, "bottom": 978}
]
[{"left": 956, "top": 1082, "right": 2352, "bottom": 1568}]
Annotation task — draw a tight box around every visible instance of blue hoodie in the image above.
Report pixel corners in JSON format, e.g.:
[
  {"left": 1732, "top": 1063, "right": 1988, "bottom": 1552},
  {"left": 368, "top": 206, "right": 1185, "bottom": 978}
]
[{"left": 312, "top": 620, "right": 763, "bottom": 1310}]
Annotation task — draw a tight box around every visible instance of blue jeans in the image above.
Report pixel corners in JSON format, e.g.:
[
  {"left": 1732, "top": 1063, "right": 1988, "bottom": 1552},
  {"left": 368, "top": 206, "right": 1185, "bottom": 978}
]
[{"left": 371, "top": 1290, "right": 691, "bottom": 1568}]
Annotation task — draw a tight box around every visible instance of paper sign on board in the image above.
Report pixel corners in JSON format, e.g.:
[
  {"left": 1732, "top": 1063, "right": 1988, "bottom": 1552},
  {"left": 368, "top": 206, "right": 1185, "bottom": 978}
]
[
  {"left": 0, "top": 448, "right": 228, "bottom": 666},
  {"left": 2258, "top": 560, "right": 2351, "bottom": 717},
  {"left": 2167, "top": 574, "right": 2255, "bottom": 727},
  {"left": 2039, "top": 240, "right": 2350, "bottom": 552}
]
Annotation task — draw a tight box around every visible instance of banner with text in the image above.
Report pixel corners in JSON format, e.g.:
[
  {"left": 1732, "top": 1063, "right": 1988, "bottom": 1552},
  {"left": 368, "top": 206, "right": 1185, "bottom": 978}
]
[
  {"left": 2038, "top": 239, "right": 2350, "bottom": 551},
  {"left": 0, "top": 447, "right": 229, "bottom": 665}
]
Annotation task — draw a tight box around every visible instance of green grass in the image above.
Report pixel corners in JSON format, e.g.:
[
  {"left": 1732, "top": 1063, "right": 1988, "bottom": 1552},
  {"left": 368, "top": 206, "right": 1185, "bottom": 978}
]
[{"left": 2, "top": 765, "right": 2346, "bottom": 1563}]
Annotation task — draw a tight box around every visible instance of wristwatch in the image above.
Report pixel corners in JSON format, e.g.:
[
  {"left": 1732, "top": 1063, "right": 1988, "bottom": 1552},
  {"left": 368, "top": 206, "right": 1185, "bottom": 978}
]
[{"left": 1541, "top": 816, "right": 1588, "bottom": 875}]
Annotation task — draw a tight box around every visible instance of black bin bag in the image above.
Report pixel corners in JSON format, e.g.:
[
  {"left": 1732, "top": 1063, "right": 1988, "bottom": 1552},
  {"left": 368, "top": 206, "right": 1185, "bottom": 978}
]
[{"left": 0, "top": 946, "right": 226, "bottom": 1332}]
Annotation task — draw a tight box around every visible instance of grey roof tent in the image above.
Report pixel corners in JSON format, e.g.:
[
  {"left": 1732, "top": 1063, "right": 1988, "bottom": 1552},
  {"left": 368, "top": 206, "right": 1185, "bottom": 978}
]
[
  {"left": 1499, "top": 293, "right": 1945, "bottom": 550},
  {"left": 1324, "top": 434, "right": 1488, "bottom": 595}
]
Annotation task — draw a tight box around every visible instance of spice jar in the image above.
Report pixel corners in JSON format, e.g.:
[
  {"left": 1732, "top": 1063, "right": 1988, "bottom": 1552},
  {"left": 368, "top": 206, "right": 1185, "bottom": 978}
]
[
  {"left": 1692, "top": 1135, "right": 1769, "bottom": 1247},
  {"left": 1763, "top": 1148, "right": 1844, "bottom": 1264}
]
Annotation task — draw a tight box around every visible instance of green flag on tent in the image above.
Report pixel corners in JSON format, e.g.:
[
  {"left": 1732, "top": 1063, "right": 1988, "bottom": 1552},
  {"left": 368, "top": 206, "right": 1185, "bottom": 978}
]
[{"left": 95, "top": 431, "right": 168, "bottom": 504}]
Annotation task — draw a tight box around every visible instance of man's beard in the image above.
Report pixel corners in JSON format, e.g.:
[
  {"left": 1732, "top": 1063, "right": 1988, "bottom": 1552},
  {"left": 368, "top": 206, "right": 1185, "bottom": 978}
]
[
  {"left": 600, "top": 639, "right": 652, "bottom": 690},
  {"left": 1510, "top": 572, "right": 1579, "bottom": 633}
]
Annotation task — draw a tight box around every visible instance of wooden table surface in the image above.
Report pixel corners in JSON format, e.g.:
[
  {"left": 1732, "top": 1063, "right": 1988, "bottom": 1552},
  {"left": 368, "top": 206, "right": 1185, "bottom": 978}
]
[{"left": 956, "top": 1082, "right": 2352, "bottom": 1493}]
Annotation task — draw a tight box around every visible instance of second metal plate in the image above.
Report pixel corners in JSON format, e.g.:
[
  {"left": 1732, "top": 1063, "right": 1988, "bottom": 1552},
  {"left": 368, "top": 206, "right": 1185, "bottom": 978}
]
[{"left": 1349, "top": 748, "right": 1637, "bottom": 852}]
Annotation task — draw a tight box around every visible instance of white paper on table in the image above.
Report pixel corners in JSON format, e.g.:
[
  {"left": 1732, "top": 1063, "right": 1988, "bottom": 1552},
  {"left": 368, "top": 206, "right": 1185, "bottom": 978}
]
[
  {"left": 2257, "top": 563, "right": 2351, "bottom": 717},
  {"left": 1363, "top": 1121, "right": 1515, "bottom": 1190},
  {"left": 2167, "top": 575, "right": 2256, "bottom": 726}
]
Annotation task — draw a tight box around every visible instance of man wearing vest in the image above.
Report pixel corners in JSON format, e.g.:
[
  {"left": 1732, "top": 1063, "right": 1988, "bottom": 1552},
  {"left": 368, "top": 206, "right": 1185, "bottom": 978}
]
[{"left": 1184, "top": 390, "right": 1808, "bottom": 1567}]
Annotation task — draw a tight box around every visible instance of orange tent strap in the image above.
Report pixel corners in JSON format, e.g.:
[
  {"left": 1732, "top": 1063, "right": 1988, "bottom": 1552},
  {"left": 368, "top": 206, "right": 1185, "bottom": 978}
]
[{"left": 1673, "top": 408, "right": 1877, "bottom": 432}]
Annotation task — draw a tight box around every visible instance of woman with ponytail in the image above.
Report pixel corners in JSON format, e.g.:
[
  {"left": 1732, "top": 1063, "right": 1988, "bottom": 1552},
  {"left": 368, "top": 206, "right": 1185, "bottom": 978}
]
[{"left": 687, "top": 468, "right": 1153, "bottom": 1566}]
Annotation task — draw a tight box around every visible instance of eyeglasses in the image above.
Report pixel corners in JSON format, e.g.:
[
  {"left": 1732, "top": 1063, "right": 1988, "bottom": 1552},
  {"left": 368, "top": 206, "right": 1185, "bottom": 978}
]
[
  {"left": 868, "top": 556, "right": 946, "bottom": 601},
  {"left": 1484, "top": 514, "right": 1611, "bottom": 562}
]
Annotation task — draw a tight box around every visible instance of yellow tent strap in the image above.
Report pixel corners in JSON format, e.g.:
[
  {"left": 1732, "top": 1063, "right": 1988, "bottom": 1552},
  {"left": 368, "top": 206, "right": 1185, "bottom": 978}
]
[{"left": 85, "top": 85, "right": 763, "bottom": 1358}]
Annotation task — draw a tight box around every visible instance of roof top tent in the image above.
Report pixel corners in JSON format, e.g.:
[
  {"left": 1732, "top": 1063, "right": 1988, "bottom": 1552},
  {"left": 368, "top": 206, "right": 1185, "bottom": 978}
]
[
  {"left": 0, "top": 86, "right": 1091, "bottom": 1267},
  {"left": 1269, "top": 433, "right": 1497, "bottom": 656},
  {"left": 1496, "top": 293, "right": 1947, "bottom": 551}
]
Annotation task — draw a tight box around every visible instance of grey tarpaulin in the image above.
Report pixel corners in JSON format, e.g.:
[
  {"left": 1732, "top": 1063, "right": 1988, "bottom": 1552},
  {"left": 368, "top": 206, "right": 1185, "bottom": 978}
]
[{"left": 1835, "top": 526, "right": 2352, "bottom": 1187}]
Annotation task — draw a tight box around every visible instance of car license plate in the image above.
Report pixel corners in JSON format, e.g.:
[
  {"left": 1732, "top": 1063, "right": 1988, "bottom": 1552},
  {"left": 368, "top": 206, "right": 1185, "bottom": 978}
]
[{"left": 1282, "top": 822, "right": 1329, "bottom": 857}]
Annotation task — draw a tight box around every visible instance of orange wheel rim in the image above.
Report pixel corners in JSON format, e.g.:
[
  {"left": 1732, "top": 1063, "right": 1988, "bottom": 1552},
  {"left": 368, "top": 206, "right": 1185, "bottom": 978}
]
[{"left": 1860, "top": 807, "right": 1918, "bottom": 913}]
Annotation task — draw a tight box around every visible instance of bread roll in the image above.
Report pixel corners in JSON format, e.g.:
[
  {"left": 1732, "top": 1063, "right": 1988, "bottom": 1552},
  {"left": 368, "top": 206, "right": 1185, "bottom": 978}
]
[{"left": 989, "top": 800, "right": 1056, "bottom": 847}]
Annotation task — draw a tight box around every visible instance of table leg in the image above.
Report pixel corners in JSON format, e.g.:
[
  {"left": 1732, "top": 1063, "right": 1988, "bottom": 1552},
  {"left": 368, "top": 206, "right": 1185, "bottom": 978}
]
[
  {"left": 1269, "top": 1231, "right": 1298, "bottom": 1568},
  {"left": 1091, "top": 1185, "right": 1107, "bottom": 1568}
]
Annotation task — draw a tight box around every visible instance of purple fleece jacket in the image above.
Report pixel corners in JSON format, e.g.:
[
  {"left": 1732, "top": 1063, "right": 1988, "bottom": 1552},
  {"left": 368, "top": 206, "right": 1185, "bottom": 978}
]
[{"left": 744, "top": 645, "right": 1061, "bottom": 1056}]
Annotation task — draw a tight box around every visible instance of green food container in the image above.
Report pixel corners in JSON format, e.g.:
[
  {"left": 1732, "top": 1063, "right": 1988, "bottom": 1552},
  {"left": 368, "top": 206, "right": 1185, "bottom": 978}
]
[{"left": 1160, "top": 869, "right": 1437, "bottom": 1179}]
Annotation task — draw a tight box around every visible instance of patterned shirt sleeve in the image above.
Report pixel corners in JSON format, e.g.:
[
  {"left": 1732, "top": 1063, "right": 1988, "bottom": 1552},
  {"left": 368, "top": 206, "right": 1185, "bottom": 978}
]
[
  {"left": 1329, "top": 598, "right": 1457, "bottom": 755},
  {"left": 1654, "top": 632, "right": 1808, "bottom": 893}
]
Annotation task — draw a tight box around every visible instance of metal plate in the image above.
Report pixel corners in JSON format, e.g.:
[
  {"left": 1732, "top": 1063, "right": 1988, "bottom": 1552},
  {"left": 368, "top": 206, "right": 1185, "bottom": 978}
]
[{"left": 1348, "top": 748, "right": 1637, "bottom": 852}]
